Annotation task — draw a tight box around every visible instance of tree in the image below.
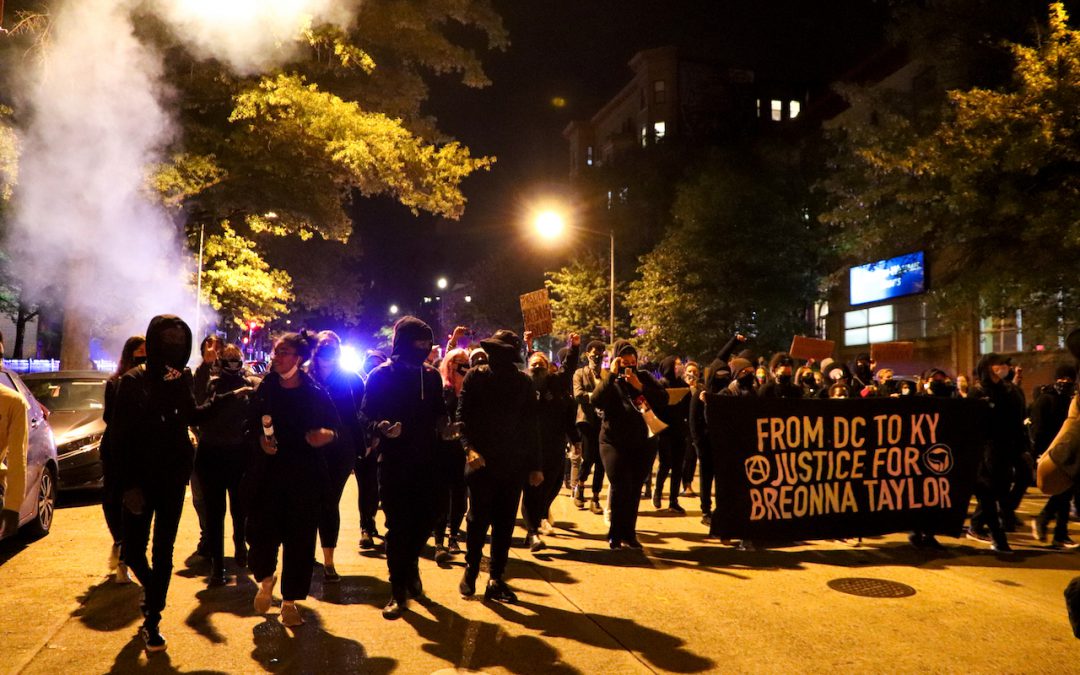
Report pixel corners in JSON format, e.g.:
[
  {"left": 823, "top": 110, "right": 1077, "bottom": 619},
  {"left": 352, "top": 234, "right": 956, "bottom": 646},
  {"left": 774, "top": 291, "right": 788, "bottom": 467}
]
[
  {"left": 195, "top": 221, "right": 293, "bottom": 329},
  {"left": 627, "top": 150, "right": 821, "bottom": 360},
  {"left": 543, "top": 251, "right": 626, "bottom": 341},
  {"left": 821, "top": 3, "right": 1080, "bottom": 334}
]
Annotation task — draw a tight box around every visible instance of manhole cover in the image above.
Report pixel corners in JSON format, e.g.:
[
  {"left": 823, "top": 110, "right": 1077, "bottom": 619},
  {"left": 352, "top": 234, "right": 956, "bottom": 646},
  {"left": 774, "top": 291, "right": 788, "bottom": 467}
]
[{"left": 827, "top": 577, "right": 916, "bottom": 598}]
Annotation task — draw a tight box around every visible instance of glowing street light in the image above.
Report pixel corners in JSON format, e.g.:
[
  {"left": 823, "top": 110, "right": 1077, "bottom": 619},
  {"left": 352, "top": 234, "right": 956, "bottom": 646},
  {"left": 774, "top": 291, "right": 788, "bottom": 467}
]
[
  {"left": 464, "top": 295, "right": 472, "bottom": 303},
  {"left": 533, "top": 209, "right": 567, "bottom": 241},
  {"left": 389, "top": 304, "right": 399, "bottom": 315},
  {"left": 436, "top": 277, "right": 449, "bottom": 290}
]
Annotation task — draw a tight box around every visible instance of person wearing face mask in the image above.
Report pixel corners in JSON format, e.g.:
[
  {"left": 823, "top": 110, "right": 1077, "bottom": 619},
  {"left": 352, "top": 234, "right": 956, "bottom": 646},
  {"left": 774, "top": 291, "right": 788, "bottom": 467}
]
[
  {"left": 851, "top": 353, "right": 876, "bottom": 392},
  {"left": 794, "top": 365, "right": 821, "bottom": 398},
  {"left": 572, "top": 340, "right": 608, "bottom": 515},
  {"left": 357, "top": 349, "right": 386, "bottom": 549},
  {"left": 905, "top": 369, "right": 952, "bottom": 551},
  {"left": 100, "top": 335, "right": 146, "bottom": 585},
  {"left": 360, "top": 316, "right": 452, "bottom": 619},
  {"left": 192, "top": 343, "right": 259, "bottom": 585},
  {"left": 680, "top": 361, "right": 702, "bottom": 499},
  {"left": 189, "top": 334, "right": 226, "bottom": 562},
  {"left": 758, "top": 353, "right": 804, "bottom": 399},
  {"left": 692, "top": 360, "right": 732, "bottom": 527},
  {"left": 966, "top": 352, "right": 1028, "bottom": 553},
  {"left": 1031, "top": 364, "right": 1079, "bottom": 549},
  {"left": 654, "top": 355, "right": 690, "bottom": 513},
  {"left": 246, "top": 333, "right": 340, "bottom": 628},
  {"left": 456, "top": 329, "right": 542, "bottom": 602},
  {"left": 113, "top": 315, "right": 220, "bottom": 652},
  {"left": 433, "top": 348, "right": 471, "bottom": 561},
  {"left": 590, "top": 339, "right": 667, "bottom": 550},
  {"left": 522, "top": 335, "right": 580, "bottom": 552},
  {"left": 308, "top": 331, "right": 367, "bottom": 582}
]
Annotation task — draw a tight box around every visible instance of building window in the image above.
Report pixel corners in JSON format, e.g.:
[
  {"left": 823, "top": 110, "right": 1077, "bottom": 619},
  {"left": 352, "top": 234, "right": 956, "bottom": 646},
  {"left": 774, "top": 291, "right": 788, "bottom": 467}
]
[
  {"left": 586, "top": 146, "right": 594, "bottom": 167},
  {"left": 770, "top": 100, "right": 783, "bottom": 122},
  {"left": 653, "top": 121, "right": 666, "bottom": 140},
  {"left": 789, "top": 100, "right": 801, "bottom": 119},
  {"left": 756, "top": 98, "right": 762, "bottom": 118},
  {"left": 844, "top": 305, "right": 896, "bottom": 346},
  {"left": 641, "top": 125, "right": 648, "bottom": 147},
  {"left": 980, "top": 311, "right": 1023, "bottom": 354},
  {"left": 654, "top": 80, "right": 666, "bottom": 104}
]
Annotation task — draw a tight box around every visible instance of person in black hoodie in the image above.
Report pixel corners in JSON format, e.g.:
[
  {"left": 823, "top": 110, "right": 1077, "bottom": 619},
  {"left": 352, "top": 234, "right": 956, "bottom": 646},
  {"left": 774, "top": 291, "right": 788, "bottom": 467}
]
[
  {"left": 522, "top": 334, "right": 580, "bottom": 552},
  {"left": 247, "top": 333, "right": 340, "bottom": 628},
  {"left": 591, "top": 339, "right": 667, "bottom": 549},
  {"left": 195, "top": 343, "right": 259, "bottom": 585},
  {"left": 190, "top": 334, "right": 224, "bottom": 560},
  {"left": 113, "top": 315, "right": 203, "bottom": 652},
  {"left": 1031, "top": 364, "right": 1078, "bottom": 548},
  {"left": 654, "top": 355, "right": 690, "bottom": 513},
  {"left": 691, "top": 359, "right": 733, "bottom": 526},
  {"left": 360, "top": 316, "right": 449, "bottom": 619},
  {"left": 308, "top": 331, "right": 366, "bottom": 582},
  {"left": 457, "top": 329, "right": 542, "bottom": 603},
  {"left": 758, "top": 353, "right": 804, "bottom": 399}
]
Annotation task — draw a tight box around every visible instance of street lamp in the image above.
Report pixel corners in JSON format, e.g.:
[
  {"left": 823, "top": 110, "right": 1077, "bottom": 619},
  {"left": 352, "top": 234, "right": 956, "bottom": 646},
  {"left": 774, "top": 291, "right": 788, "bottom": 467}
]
[
  {"left": 533, "top": 210, "right": 616, "bottom": 343},
  {"left": 436, "top": 277, "right": 449, "bottom": 290},
  {"left": 389, "top": 304, "right": 399, "bottom": 315}
]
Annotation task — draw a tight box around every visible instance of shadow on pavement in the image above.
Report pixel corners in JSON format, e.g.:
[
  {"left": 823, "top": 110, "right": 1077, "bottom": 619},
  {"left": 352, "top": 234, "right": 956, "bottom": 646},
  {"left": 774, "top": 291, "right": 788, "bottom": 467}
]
[
  {"left": 315, "top": 573, "right": 389, "bottom": 608},
  {"left": 107, "top": 635, "right": 228, "bottom": 675},
  {"left": 535, "top": 544, "right": 659, "bottom": 569},
  {"left": 74, "top": 579, "right": 144, "bottom": 632},
  {"left": 485, "top": 597, "right": 716, "bottom": 674},
  {"left": 57, "top": 488, "right": 103, "bottom": 509},
  {"left": 250, "top": 611, "right": 394, "bottom": 674},
  {"left": 184, "top": 575, "right": 258, "bottom": 644}
]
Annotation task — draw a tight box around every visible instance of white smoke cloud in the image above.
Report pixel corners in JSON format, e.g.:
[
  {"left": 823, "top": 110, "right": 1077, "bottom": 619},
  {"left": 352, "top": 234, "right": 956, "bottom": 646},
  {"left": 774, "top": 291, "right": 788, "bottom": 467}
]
[{"left": 151, "top": 0, "right": 356, "bottom": 75}]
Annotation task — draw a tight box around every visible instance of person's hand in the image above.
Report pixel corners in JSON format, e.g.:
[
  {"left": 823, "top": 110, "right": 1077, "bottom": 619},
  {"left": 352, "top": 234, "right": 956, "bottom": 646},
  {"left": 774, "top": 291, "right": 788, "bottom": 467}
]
[
  {"left": 624, "top": 369, "right": 642, "bottom": 391},
  {"left": 523, "top": 330, "right": 534, "bottom": 347},
  {"left": 451, "top": 326, "right": 469, "bottom": 344},
  {"left": 205, "top": 347, "right": 218, "bottom": 363},
  {"left": 306, "top": 428, "right": 336, "bottom": 448},
  {"left": 700, "top": 390, "right": 707, "bottom": 402},
  {"left": 0, "top": 509, "right": 18, "bottom": 537},
  {"left": 610, "top": 357, "right": 623, "bottom": 374},
  {"left": 377, "top": 421, "right": 402, "bottom": 438},
  {"left": 735, "top": 333, "right": 747, "bottom": 342},
  {"left": 123, "top": 488, "right": 145, "bottom": 515},
  {"left": 466, "top": 447, "right": 486, "bottom": 470},
  {"left": 528, "top": 471, "right": 544, "bottom": 487},
  {"left": 569, "top": 333, "right": 581, "bottom": 347},
  {"left": 259, "top": 435, "right": 278, "bottom": 456}
]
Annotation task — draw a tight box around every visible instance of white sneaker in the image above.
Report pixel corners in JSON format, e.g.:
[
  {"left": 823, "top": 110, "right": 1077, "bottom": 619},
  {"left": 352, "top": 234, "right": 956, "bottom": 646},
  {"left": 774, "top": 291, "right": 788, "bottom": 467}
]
[
  {"left": 539, "top": 519, "right": 555, "bottom": 535},
  {"left": 115, "top": 562, "right": 133, "bottom": 584}
]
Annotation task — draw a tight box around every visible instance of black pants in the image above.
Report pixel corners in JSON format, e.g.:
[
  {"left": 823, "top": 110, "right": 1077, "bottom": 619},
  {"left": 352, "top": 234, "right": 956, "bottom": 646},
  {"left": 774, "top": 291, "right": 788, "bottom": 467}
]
[
  {"left": 600, "top": 441, "right": 655, "bottom": 543},
  {"left": 465, "top": 469, "right": 523, "bottom": 580},
  {"left": 122, "top": 481, "right": 186, "bottom": 628},
  {"left": 355, "top": 453, "right": 380, "bottom": 534},
  {"left": 655, "top": 431, "right": 686, "bottom": 506},
  {"left": 101, "top": 454, "right": 123, "bottom": 547},
  {"left": 434, "top": 454, "right": 467, "bottom": 544},
  {"left": 190, "top": 468, "right": 209, "bottom": 550},
  {"left": 682, "top": 446, "right": 697, "bottom": 493},
  {"left": 195, "top": 444, "right": 247, "bottom": 572},
  {"left": 1003, "top": 453, "right": 1033, "bottom": 519},
  {"left": 247, "top": 491, "right": 319, "bottom": 601},
  {"left": 696, "top": 440, "right": 715, "bottom": 514},
  {"left": 318, "top": 444, "right": 357, "bottom": 550},
  {"left": 522, "top": 447, "right": 566, "bottom": 532},
  {"left": 381, "top": 467, "right": 438, "bottom": 591},
  {"left": 971, "top": 455, "right": 1011, "bottom": 541},
  {"left": 1039, "top": 490, "right": 1074, "bottom": 541},
  {"left": 577, "top": 423, "right": 604, "bottom": 499}
]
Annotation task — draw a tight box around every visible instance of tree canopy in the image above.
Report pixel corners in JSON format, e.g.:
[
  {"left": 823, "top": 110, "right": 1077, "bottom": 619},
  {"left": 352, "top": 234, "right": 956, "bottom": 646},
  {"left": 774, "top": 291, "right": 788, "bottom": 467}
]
[{"left": 544, "top": 251, "right": 626, "bottom": 341}]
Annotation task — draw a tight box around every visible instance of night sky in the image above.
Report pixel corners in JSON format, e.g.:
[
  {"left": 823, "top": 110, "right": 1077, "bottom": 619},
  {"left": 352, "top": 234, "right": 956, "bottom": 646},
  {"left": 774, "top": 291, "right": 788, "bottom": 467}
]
[{"left": 351, "top": 0, "right": 892, "bottom": 341}]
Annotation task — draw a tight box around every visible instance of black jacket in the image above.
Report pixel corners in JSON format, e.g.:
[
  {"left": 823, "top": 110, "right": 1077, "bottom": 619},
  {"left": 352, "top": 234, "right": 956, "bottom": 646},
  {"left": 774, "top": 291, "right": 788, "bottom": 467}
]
[
  {"left": 591, "top": 367, "right": 667, "bottom": 449},
  {"left": 971, "top": 376, "right": 1029, "bottom": 458},
  {"left": 458, "top": 361, "right": 541, "bottom": 478},
  {"left": 361, "top": 358, "right": 446, "bottom": 469},
  {"left": 311, "top": 366, "right": 367, "bottom": 460},
  {"left": 533, "top": 344, "right": 581, "bottom": 459},
  {"left": 197, "top": 369, "right": 261, "bottom": 449},
  {"left": 1031, "top": 385, "right": 1074, "bottom": 455}
]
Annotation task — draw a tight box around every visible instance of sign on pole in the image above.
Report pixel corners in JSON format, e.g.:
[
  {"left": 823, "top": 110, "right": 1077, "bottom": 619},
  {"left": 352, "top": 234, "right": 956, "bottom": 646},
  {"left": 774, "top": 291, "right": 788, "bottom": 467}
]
[
  {"left": 520, "top": 289, "right": 554, "bottom": 337},
  {"left": 789, "top": 336, "right": 835, "bottom": 362}
]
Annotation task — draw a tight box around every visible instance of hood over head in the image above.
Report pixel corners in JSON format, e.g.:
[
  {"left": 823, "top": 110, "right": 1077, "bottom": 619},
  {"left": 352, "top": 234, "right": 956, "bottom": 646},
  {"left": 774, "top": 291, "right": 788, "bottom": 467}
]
[
  {"left": 145, "top": 314, "right": 192, "bottom": 375},
  {"left": 585, "top": 340, "right": 606, "bottom": 354},
  {"left": 976, "top": 352, "right": 1008, "bottom": 380},
  {"left": 659, "top": 355, "right": 680, "bottom": 383},
  {"left": 1055, "top": 364, "right": 1078, "bottom": 381},
  {"left": 480, "top": 329, "right": 524, "bottom": 365},
  {"left": 768, "top": 352, "right": 795, "bottom": 372},
  {"left": 391, "top": 316, "right": 434, "bottom": 365},
  {"left": 612, "top": 339, "right": 637, "bottom": 359}
]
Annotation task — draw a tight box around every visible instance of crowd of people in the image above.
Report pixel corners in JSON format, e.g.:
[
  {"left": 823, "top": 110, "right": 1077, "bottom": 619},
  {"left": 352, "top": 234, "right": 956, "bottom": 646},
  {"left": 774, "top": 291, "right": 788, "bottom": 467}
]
[{"left": 86, "top": 314, "right": 1078, "bottom": 652}]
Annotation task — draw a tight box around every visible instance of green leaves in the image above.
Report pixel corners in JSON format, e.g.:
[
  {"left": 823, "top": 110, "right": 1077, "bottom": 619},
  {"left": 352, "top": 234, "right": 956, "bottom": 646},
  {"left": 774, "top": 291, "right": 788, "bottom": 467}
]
[
  {"left": 197, "top": 222, "right": 294, "bottom": 328},
  {"left": 0, "top": 106, "right": 17, "bottom": 204},
  {"left": 544, "top": 252, "right": 625, "bottom": 339}
]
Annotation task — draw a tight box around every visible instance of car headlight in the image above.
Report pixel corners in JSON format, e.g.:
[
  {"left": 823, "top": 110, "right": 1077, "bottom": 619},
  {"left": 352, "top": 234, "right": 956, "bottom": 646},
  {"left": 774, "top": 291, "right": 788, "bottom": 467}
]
[{"left": 58, "top": 434, "right": 103, "bottom": 458}]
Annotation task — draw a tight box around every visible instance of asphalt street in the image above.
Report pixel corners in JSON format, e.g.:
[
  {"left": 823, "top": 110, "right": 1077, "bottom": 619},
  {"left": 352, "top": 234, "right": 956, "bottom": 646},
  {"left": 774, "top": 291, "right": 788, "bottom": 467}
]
[{"left": 1, "top": 480, "right": 1078, "bottom": 674}]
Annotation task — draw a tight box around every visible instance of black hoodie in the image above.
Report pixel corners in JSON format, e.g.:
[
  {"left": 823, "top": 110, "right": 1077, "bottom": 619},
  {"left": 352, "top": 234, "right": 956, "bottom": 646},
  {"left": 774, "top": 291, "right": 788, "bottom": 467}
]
[
  {"left": 113, "top": 315, "right": 199, "bottom": 492},
  {"left": 591, "top": 341, "right": 667, "bottom": 449},
  {"left": 532, "top": 343, "right": 581, "bottom": 459}
]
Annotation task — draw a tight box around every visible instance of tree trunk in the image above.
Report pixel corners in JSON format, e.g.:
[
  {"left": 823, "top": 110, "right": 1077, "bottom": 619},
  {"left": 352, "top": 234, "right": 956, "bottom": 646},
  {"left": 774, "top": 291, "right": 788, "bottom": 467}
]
[{"left": 60, "top": 304, "right": 91, "bottom": 370}]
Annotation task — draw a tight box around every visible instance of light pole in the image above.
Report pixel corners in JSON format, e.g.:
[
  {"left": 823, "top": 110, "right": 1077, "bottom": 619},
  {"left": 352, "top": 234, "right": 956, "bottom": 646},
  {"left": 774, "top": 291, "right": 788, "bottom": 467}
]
[{"left": 533, "top": 209, "right": 616, "bottom": 342}]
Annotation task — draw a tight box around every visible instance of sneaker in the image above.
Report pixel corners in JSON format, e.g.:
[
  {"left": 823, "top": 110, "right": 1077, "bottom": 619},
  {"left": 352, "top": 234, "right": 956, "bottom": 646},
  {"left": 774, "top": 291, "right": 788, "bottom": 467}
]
[
  {"left": 208, "top": 571, "right": 231, "bottom": 587},
  {"left": 254, "top": 575, "right": 276, "bottom": 614},
  {"left": 622, "top": 538, "right": 643, "bottom": 550},
  {"left": 115, "top": 562, "right": 133, "bottom": 585},
  {"left": 447, "top": 537, "right": 462, "bottom": 555},
  {"left": 323, "top": 565, "right": 341, "bottom": 583},
  {"left": 459, "top": 569, "right": 478, "bottom": 598},
  {"left": 359, "top": 531, "right": 375, "bottom": 550},
  {"left": 1052, "top": 537, "right": 1080, "bottom": 550},
  {"left": 965, "top": 527, "right": 991, "bottom": 543},
  {"left": 484, "top": 578, "right": 518, "bottom": 603},
  {"left": 140, "top": 625, "right": 167, "bottom": 653},
  {"left": 539, "top": 519, "right": 555, "bottom": 535},
  {"left": 667, "top": 503, "right": 686, "bottom": 515},
  {"left": 737, "top": 540, "right": 756, "bottom": 552},
  {"left": 434, "top": 546, "right": 451, "bottom": 564},
  {"left": 991, "top": 539, "right": 1014, "bottom": 554},
  {"left": 280, "top": 602, "right": 303, "bottom": 627},
  {"left": 526, "top": 532, "right": 547, "bottom": 552},
  {"left": 651, "top": 491, "right": 662, "bottom": 509},
  {"left": 701, "top": 513, "right": 712, "bottom": 526},
  {"left": 589, "top": 499, "right": 603, "bottom": 515},
  {"left": 572, "top": 484, "right": 585, "bottom": 509},
  {"left": 923, "top": 535, "right": 946, "bottom": 551},
  {"left": 680, "top": 488, "right": 697, "bottom": 498},
  {"left": 382, "top": 596, "right": 405, "bottom": 620},
  {"left": 1032, "top": 519, "right": 1049, "bottom": 543}
]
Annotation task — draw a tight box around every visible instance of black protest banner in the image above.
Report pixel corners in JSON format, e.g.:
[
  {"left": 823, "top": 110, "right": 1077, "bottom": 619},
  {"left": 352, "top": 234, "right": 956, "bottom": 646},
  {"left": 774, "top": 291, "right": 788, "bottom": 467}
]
[{"left": 706, "top": 396, "right": 985, "bottom": 541}]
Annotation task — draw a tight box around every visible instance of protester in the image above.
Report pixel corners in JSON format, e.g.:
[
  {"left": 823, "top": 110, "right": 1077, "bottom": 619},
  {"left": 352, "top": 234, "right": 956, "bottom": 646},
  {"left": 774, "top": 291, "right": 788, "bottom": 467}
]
[
  {"left": 692, "top": 359, "right": 735, "bottom": 526},
  {"left": 680, "top": 360, "right": 702, "bottom": 498},
  {"left": 591, "top": 339, "right": 667, "bottom": 549},
  {"left": 361, "top": 316, "right": 450, "bottom": 619},
  {"left": 522, "top": 335, "right": 580, "bottom": 551},
  {"left": 360, "top": 350, "right": 388, "bottom": 382},
  {"left": 247, "top": 333, "right": 340, "bottom": 628},
  {"left": 654, "top": 355, "right": 690, "bottom": 513},
  {"left": 758, "top": 353, "right": 803, "bottom": 399},
  {"left": 190, "top": 334, "right": 225, "bottom": 561},
  {"left": 195, "top": 343, "right": 259, "bottom": 585},
  {"left": 457, "top": 329, "right": 542, "bottom": 602},
  {"left": 100, "top": 335, "right": 145, "bottom": 584},
  {"left": 572, "top": 340, "right": 607, "bottom": 514},
  {"left": 434, "top": 348, "right": 470, "bottom": 561},
  {"left": 1031, "top": 364, "right": 1079, "bottom": 549},
  {"left": 309, "top": 331, "right": 367, "bottom": 581}
]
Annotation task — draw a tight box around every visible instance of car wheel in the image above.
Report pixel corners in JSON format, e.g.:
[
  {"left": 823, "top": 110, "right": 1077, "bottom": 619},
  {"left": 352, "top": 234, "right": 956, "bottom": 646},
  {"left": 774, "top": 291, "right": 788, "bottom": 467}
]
[{"left": 25, "top": 467, "right": 56, "bottom": 538}]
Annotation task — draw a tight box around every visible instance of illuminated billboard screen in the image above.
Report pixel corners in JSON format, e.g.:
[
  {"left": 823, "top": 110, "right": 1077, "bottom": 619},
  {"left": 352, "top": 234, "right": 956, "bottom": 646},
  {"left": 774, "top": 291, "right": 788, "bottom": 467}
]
[{"left": 849, "top": 251, "right": 926, "bottom": 306}]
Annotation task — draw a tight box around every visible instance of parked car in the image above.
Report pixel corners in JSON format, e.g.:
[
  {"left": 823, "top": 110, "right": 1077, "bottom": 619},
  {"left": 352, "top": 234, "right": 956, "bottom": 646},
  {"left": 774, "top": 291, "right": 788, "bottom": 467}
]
[
  {"left": 0, "top": 365, "right": 58, "bottom": 540},
  {"left": 23, "top": 371, "right": 108, "bottom": 491}
]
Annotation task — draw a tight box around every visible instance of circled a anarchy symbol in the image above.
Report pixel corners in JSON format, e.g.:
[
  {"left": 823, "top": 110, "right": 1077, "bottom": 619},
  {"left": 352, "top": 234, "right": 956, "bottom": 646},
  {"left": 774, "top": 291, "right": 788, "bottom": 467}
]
[{"left": 744, "top": 455, "right": 771, "bottom": 486}]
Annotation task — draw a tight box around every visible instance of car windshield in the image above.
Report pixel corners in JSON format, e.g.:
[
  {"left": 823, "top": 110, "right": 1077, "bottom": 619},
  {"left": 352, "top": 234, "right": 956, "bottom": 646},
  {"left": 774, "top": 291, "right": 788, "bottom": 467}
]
[{"left": 28, "top": 378, "right": 107, "bottom": 412}]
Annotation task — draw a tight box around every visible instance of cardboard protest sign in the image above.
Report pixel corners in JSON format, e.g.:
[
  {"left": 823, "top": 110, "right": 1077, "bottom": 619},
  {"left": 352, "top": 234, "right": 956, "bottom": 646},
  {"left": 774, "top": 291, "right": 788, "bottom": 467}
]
[
  {"left": 705, "top": 396, "right": 984, "bottom": 541},
  {"left": 871, "top": 341, "right": 915, "bottom": 368},
  {"left": 519, "top": 289, "right": 554, "bottom": 337},
  {"left": 789, "top": 336, "right": 835, "bottom": 362}
]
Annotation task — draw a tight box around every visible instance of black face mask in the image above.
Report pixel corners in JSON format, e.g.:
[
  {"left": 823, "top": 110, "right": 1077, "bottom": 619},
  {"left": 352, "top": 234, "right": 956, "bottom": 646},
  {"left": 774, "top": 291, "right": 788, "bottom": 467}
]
[
  {"left": 133, "top": 355, "right": 147, "bottom": 367},
  {"left": 777, "top": 374, "right": 793, "bottom": 386},
  {"left": 398, "top": 343, "right": 431, "bottom": 367},
  {"left": 801, "top": 374, "right": 816, "bottom": 387},
  {"left": 929, "top": 381, "right": 955, "bottom": 398},
  {"left": 219, "top": 358, "right": 243, "bottom": 376},
  {"left": 1055, "top": 381, "right": 1075, "bottom": 397},
  {"left": 737, "top": 373, "right": 756, "bottom": 388}
]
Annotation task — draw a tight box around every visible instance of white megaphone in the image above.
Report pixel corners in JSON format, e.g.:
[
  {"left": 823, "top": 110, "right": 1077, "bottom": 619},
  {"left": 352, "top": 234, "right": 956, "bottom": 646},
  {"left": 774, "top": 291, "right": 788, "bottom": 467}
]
[{"left": 632, "top": 395, "right": 669, "bottom": 438}]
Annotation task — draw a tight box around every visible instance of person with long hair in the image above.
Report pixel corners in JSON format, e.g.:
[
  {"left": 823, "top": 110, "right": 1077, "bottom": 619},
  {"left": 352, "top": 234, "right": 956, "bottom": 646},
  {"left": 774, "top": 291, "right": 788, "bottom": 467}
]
[
  {"left": 433, "top": 347, "right": 470, "bottom": 562},
  {"left": 308, "top": 330, "right": 366, "bottom": 582},
  {"left": 247, "top": 333, "right": 340, "bottom": 628},
  {"left": 101, "top": 335, "right": 145, "bottom": 584}
]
